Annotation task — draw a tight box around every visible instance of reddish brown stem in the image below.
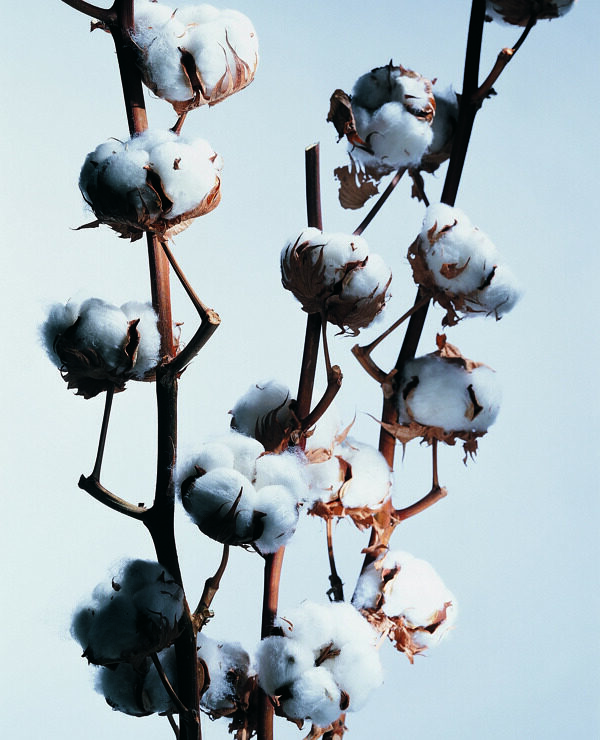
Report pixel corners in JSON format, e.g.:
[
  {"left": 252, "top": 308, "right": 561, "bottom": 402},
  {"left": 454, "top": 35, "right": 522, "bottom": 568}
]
[
  {"left": 195, "top": 545, "right": 230, "bottom": 629},
  {"left": 60, "top": 0, "right": 114, "bottom": 22},
  {"left": 91, "top": 386, "right": 114, "bottom": 480},
  {"left": 394, "top": 486, "right": 447, "bottom": 522},
  {"left": 78, "top": 474, "right": 148, "bottom": 519}
]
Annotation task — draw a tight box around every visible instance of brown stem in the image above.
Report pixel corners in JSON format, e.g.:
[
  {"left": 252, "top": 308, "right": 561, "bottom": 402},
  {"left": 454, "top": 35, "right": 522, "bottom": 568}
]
[
  {"left": 394, "top": 485, "right": 447, "bottom": 523},
  {"left": 148, "top": 233, "right": 176, "bottom": 360},
  {"left": 171, "top": 112, "right": 188, "bottom": 135},
  {"left": 78, "top": 474, "right": 148, "bottom": 519},
  {"left": 91, "top": 386, "right": 114, "bottom": 479},
  {"left": 305, "top": 144, "right": 323, "bottom": 231},
  {"left": 353, "top": 168, "right": 406, "bottom": 236},
  {"left": 300, "top": 364, "right": 342, "bottom": 432},
  {"left": 326, "top": 519, "right": 344, "bottom": 602},
  {"left": 194, "top": 544, "right": 230, "bottom": 629},
  {"left": 151, "top": 652, "right": 189, "bottom": 714},
  {"left": 60, "top": 0, "right": 115, "bottom": 22},
  {"left": 167, "top": 714, "right": 181, "bottom": 739},
  {"left": 474, "top": 15, "right": 537, "bottom": 103}
]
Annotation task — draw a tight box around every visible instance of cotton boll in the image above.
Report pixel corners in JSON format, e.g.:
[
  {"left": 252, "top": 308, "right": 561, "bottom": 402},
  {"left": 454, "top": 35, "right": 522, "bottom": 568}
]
[
  {"left": 351, "top": 565, "right": 382, "bottom": 611},
  {"left": 327, "top": 641, "right": 383, "bottom": 711},
  {"left": 282, "top": 667, "right": 344, "bottom": 728},
  {"left": 398, "top": 354, "right": 501, "bottom": 433},
  {"left": 182, "top": 467, "right": 259, "bottom": 544},
  {"left": 276, "top": 602, "right": 338, "bottom": 653},
  {"left": 486, "top": 0, "right": 575, "bottom": 26},
  {"left": 427, "top": 86, "right": 459, "bottom": 160},
  {"left": 178, "top": 442, "right": 236, "bottom": 487},
  {"left": 256, "top": 636, "right": 315, "bottom": 695},
  {"left": 327, "top": 602, "right": 379, "bottom": 648},
  {"left": 96, "top": 660, "right": 154, "bottom": 716},
  {"left": 120, "top": 301, "right": 161, "bottom": 376},
  {"left": 338, "top": 441, "right": 391, "bottom": 509},
  {"left": 142, "top": 646, "right": 179, "bottom": 712},
  {"left": 76, "top": 298, "right": 130, "bottom": 372},
  {"left": 254, "top": 452, "right": 308, "bottom": 502},
  {"left": 40, "top": 301, "right": 80, "bottom": 367},
  {"left": 304, "top": 455, "right": 344, "bottom": 504},
  {"left": 253, "top": 485, "right": 299, "bottom": 554},
  {"left": 197, "top": 633, "right": 253, "bottom": 713},
  {"left": 215, "top": 431, "right": 265, "bottom": 480}
]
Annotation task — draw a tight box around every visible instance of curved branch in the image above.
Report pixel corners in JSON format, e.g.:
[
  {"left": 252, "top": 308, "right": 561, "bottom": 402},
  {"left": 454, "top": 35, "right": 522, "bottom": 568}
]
[
  {"left": 60, "top": 0, "right": 115, "bottom": 23},
  {"left": 394, "top": 485, "right": 447, "bottom": 523},
  {"left": 353, "top": 167, "right": 405, "bottom": 236},
  {"left": 78, "top": 474, "right": 148, "bottom": 519},
  {"left": 151, "top": 652, "right": 189, "bottom": 715},
  {"left": 194, "top": 544, "right": 230, "bottom": 629}
]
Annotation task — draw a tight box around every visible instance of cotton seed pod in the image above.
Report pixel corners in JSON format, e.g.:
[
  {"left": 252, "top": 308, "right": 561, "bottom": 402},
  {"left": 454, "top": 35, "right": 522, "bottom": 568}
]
[
  {"left": 41, "top": 298, "right": 161, "bottom": 398},
  {"left": 132, "top": 0, "right": 258, "bottom": 113},
  {"left": 397, "top": 348, "right": 501, "bottom": 434},
  {"left": 79, "top": 129, "right": 222, "bottom": 241},
  {"left": 408, "top": 203, "right": 521, "bottom": 324},
  {"left": 71, "top": 560, "right": 184, "bottom": 667},
  {"left": 281, "top": 227, "right": 391, "bottom": 335},
  {"left": 486, "top": 0, "right": 575, "bottom": 26},
  {"left": 257, "top": 601, "right": 382, "bottom": 727},
  {"left": 230, "top": 379, "right": 297, "bottom": 452},
  {"left": 196, "top": 633, "right": 255, "bottom": 716},
  {"left": 353, "top": 550, "right": 457, "bottom": 662},
  {"left": 350, "top": 62, "right": 435, "bottom": 175}
]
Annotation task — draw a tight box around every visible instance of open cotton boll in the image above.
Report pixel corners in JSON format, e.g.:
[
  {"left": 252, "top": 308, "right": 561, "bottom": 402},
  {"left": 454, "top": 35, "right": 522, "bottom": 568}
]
[
  {"left": 362, "top": 101, "right": 434, "bottom": 168},
  {"left": 327, "top": 641, "right": 384, "bottom": 711},
  {"left": 418, "top": 203, "right": 499, "bottom": 295},
  {"left": 120, "top": 301, "right": 161, "bottom": 377},
  {"left": 252, "top": 485, "right": 299, "bottom": 554},
  {"left": 76, "top": 298, "right": 131, "bottom": 372},
  {"left": 142, "top": 646, "right": 179, "bottom": 712},
  {"left": 276, "top": 601, "right": 338, "bottom": 653},
  {"left": 256, "top": 636, "right": 315, "bottom": 696},
  {"left": 423, "top": 86, "right": 459, "bottom": 167},
  {"left": 486, "top": 0, "right": 575, "bottom": 26},
  {"left": 398, "top": 353, "right": 501, "bottom": 433},
  {"left": 79, "top": 128, "right": 221, "bottom": 240},
  {"left": 71, "top": 559, "right": 183, "bottom": 666},
  {"left": 197, "top": 633, "right": 253, "bottom": 713},
  {"left": 463, "top": 264, "right": 523, "bottom": 319},
  {"left": 230, "top": 379, "right": 294, "bottom": 451},
  {"left": 304, "top": 455, "right": 344, "bottom": 504},
  {"left": 182, "top": 467, "right": 259, "bottom": 544},
  {"left": 178, "top": 442, "right": 236, "bottom": 488},
  {"left": 282, "top": 667, "right": 344, "bottom": 728},
  {"left": 254, "top": 451, "right": 308, "bottom": 503},
  {"left": 215, "top": 431, "right": 265, "bottom": 480},
  {"left": 132, "top": 1, "right": 258, "bottom": 111}
]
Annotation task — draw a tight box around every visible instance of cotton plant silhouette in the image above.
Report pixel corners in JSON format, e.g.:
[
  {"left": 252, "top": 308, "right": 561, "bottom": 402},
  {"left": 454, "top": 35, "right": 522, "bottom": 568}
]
[{"left": 45, "top": 1, "right": 576, "bottom": 738}]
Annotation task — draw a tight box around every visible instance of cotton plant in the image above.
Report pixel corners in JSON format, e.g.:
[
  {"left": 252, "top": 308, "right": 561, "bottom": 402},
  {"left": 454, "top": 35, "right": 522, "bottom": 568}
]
[
  {"left": 179, "top": 430, "right": 307, "bottom": 553},
  {"left": 71, "top": 559, "right": 185, "bottom": 666},
  {"left": 79, "top": 129, "right": 222, "bottom": 240},
  {"left": 256, "top": 601, "right": 383, "bottom": 729},
  {"left": 352, "top": 550, "right": 457, "bottom": 662},
  {"left": 131, "top": 0, "right": 259, "bottom": 112},
  {"left": 196, "top": 633, "right": 255, "bottom": 718},
  {"left": 281, "top": 228, "right": 392, "bottom": 335},
  {"left": 230, "top": 379, "right": 298, "bottom": 452},
  {"left": 41, "top": 297, "right": 161, "bottom": 398},
  {"left": 408, "top": 203, "right": 522, "bottom": 324}
]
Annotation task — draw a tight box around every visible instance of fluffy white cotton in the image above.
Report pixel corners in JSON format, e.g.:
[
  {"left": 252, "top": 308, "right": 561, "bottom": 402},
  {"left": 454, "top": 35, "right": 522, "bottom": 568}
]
[
  {"left": 230, "top": 379, "right": 293, "bottom": 441},
  {"left": 419, "top": 204, "right": 499, "bottom": 295},
  {"left": 254, "top": 451, "right": 308, "bottom": 503},
  {"left": 252, "top": 484, "right": 299, "bottom": 553},
  {"left": 120, "top": 301, "right": 161, "bottom": 376},
  {"left": 337, "top": 441, "right": 392, "bottom": 509},
  {"left": 182, "top": 467, "right": 258, "bottom": 543},
  {"left": 428, "top": 86, "right": 459, "bottom": 158},
  {"left": 341, "top": 253, "right": 391, "bottom": 303},
  {"left": 71, "top": 560, "right": 184, "bottom": 665},
  {"left": 40, "top": 300, "right": 80, "bottom": 367},
  {"left": 463, "top": 264, "right": 523, "bottom": 319},
  {"left": 398, "top": 353, "right": 502, "bottom": 433},
  {"left": 215, "top": 431, "right": 265, "bottom": 480},
  {"left": 282, "top": 667, "right": 343, "bottom": 728},
  {"left": 327, "top": 641, "right": 384, "bottom": 711},
  {"left": 197, "top": 633, "right": 253, "bottom": 713},
  {"left": 256, "top": 636, "right": 315, "bottom": 695},
  {"left": 132, "top": 1, "right": 259, "bottom": 107},
  {"left": 355, "top": 551, "right": 457, "bottom": 649}
]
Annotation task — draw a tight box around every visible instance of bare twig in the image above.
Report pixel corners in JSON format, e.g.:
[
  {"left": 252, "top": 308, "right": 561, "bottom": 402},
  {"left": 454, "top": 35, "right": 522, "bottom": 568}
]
[
  {"left": 194, "top": 544, "right": 230, "bottom": 629},
  {"left": 151, "top": 652, "right": 189, "bottom": 714},
  {"left": 394, "top": 485, "right": 447, "bottom": 523},
  {"left": 91, "top": 386, "right": 115, "bottom": 480},
  {"left": 300, "top": 365, "right": 342, "bottom": 432},
  {"left": 78, "top": 474, "right": 148, "bottom": 519},
  {"left": 353, "top": 168, "right": 405, "bottom": 236},
  {"left": 166, "top": 713, "right": 181, "bottom": 739},
  {"left": 60, "top": 0, "right": 114, "bottom": 23}
]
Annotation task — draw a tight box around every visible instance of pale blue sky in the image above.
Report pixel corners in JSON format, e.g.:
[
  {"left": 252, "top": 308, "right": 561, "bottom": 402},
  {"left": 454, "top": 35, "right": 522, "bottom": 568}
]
[{"left": 2, "top": 1, "right": 599, "bottom": 739}]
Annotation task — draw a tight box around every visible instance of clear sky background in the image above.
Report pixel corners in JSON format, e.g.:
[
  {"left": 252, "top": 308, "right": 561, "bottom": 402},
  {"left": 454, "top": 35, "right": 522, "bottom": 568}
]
[{"left": 2, "top": 1, "right": 599, "bottom": 739}]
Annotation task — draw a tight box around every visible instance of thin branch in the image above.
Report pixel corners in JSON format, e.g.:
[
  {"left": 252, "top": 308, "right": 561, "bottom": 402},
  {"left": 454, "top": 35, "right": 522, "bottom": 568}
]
[
  {"left": 305, "top": 144, "right": 323, "bottom": 231},
  {"left": 166, "top": 714, "right": 181, "bottom": 739},
  {"left": 326, "top": 519, "right": 344, "bottom": 602},
  {"left": 474, "top": 15, "right": 537, "bottom": 103},
  {"left": 353, "top": 167, "right": 406, "bottom": 236},
  {"left": 160, "top": 240, "right": 221, "bottom": 375},
  {"left": 151, "top": 652, "right": 189, "bottom": 714},
  {"left": 300, "top": 364, "right": 342, "bottom": 431},
  {"left": 394, "top": 485, "right": 447, "bottom": 523},
  {"left": 91, "top": 386, "right": 115, "bottom": 480},
  {"left": 194, "top": 544, "right": 230, "bottom": 629},
  {"left": 60, "top": 0, "right": 115, "bottom": 23},
  {"left": 78, "top": 474, "right": 148, "bottom": 519}
]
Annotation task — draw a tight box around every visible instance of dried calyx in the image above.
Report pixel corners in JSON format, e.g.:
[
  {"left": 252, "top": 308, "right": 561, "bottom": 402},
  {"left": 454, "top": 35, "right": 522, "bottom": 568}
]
[
  {"left": 281, "top": 228, "right": 392, "bottom": 335},
  {"left": 79, "top": 129, "right": 222, "bottom": 241},
  {"left": 486, "top": 0, "right": 576, "bottom": 26},
  {"left": 131, "top": 0, "right": 259, "bottom": 112}
]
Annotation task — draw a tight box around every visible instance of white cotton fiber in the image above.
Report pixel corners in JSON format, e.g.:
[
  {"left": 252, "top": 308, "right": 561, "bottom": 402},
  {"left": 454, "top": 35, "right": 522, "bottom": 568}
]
[
  {"left": 256, "top": 635, "right": 315, "bottom": 695},
  {"left": 428, "top": 86, "right": 459, "bottom": 158},
  {"left": 40, "top": 301, "right": 80, "bottom": 367},
  {"left": 341, "top": 253, "right": 391, "bottom": 302},
  {"left": 76, "top": 298, "right": 131, "bottom": 372},
  {"left": 282, "top": 667, "right": 343, "bottom": 728},
  {"left": 230, "top": 379, "right": 293, "bottom": 441},
  {"left": 338, "top": 441, "right": 391, "bottom": 509},
  {"left": 327, "top": 641, "right": 384, "bottom": 711},
  {"left": 215, "top": 431, "right": 265, "bottom": 480},
  {"left": 120, "top": 301, "right": 161, "bottom": 376},
  {"left": 398, "top": 353, "right": 501, "bottom": 433},
  {"left": 253, "top": 484, "right": 299, "bottom": 554},
  {"left": 254, "top": 451, "right": 308, "bottom": 502},
  {"left": 197, "top": 633, "right": 252, "bottom": 712},
  {"left": 463, "top": 264, "right": 523, "bottom": 319}
]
